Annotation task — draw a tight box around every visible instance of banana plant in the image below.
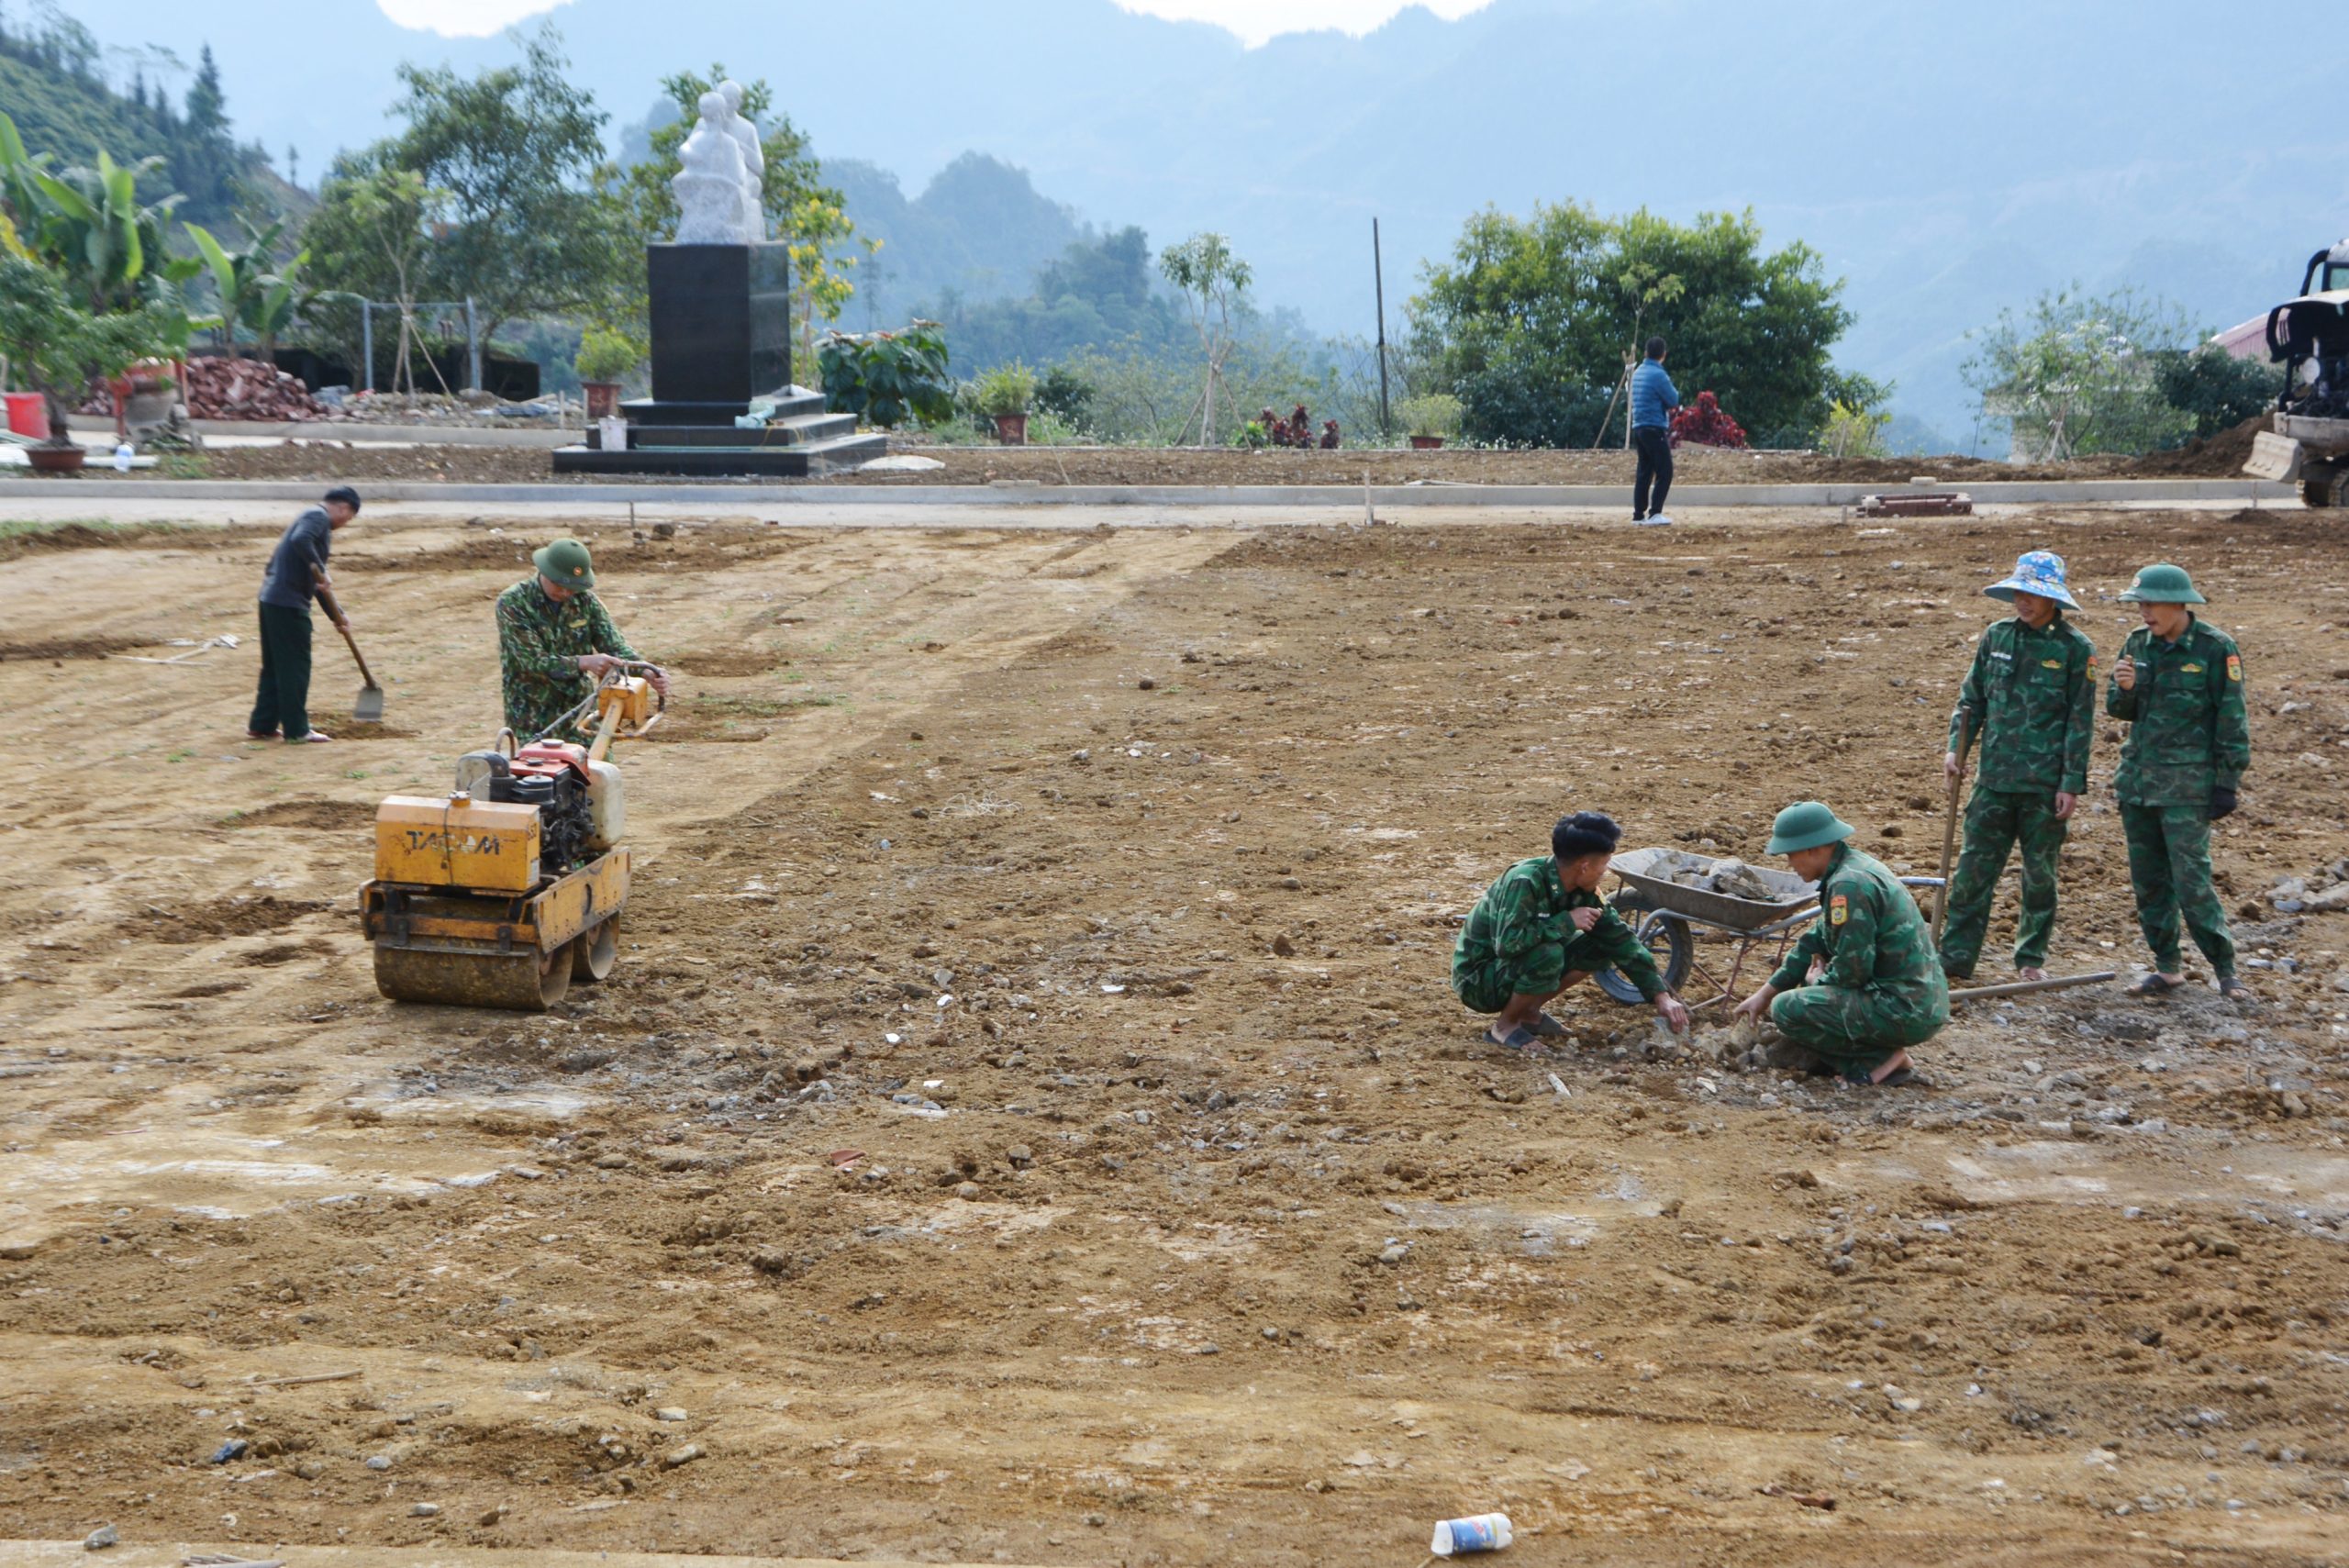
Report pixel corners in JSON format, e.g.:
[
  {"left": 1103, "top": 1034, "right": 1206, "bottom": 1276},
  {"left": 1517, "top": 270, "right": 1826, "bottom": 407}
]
[
  {"left": 0, "top": 113, "right": 184, "bottom": 313},
  {"left": 185, "top": 217, "right": 309, "bottom": 359}
]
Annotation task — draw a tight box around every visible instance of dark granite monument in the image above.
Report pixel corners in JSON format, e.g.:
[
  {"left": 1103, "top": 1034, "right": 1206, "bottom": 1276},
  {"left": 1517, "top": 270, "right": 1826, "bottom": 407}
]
[{"left": 553, "top": 241, "right": 884, "bottom": 478}]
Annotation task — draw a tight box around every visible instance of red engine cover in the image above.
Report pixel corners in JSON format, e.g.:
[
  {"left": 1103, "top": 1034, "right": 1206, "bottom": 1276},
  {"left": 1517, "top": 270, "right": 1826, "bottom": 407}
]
[{"left": 513, "top": 740, "right": 591, "bottom": 784}]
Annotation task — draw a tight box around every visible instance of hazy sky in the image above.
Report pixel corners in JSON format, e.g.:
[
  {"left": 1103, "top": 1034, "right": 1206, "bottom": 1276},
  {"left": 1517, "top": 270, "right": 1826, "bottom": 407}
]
[{"left": 374, "top": 0, "right": 1495, "bottom": 45}]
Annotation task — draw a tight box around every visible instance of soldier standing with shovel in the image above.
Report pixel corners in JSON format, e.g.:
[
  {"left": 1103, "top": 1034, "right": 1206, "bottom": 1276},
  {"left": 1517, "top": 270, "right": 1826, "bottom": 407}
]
[{"left": 1938, "top": 550, "right": 2098, "bottom": 983}]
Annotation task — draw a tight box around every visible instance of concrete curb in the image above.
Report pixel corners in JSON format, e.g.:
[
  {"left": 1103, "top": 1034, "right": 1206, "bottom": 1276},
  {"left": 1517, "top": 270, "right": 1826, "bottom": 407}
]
[
  {"left": 189, "top": 420, "right": 581, "bottom": 448},
  {"left": 0, "top": 477, "right": 2293, "bottom": 507}
]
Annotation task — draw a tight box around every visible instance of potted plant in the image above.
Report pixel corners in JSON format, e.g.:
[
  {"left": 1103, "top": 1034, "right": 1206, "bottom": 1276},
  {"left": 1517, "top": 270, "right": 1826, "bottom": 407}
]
[
  {"left": 974, "top": 361, "right": 1038, "bottom": 445},
  {"left": 574, "top": 326, "right": 641, "bottom": 422},
  {"left": 0, "top": 253, "right": 179, "bottom": 473},
  {"left": 1398, "top": 392, "right": 1464, "bottom": 450}
]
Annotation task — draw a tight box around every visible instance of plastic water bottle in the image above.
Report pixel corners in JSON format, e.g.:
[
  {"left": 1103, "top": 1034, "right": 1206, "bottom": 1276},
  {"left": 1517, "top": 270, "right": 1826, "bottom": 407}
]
[
  {"left": 112, "top": 442, "right": 134, "bottom": 472},
  {"left": 1431, "top": 1513, "right": 1513, "bottom": 1555}
]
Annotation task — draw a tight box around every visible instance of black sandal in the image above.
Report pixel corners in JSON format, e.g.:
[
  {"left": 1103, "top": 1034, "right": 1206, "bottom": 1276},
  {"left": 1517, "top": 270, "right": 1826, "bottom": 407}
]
[
  {"left": 2126, "top": 974, "right": 2185, "bottom": 998},
  {"left": 2218, "top": 976, "right": 2255, "bottom": 1004}
]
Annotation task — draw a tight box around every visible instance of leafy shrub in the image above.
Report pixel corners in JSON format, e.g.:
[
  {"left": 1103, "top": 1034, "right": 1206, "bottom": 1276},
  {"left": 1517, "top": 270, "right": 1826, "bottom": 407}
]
[
  {"left": 2152, "top": 345, "right": 2282, "bottom": 442},
  {"left": 1457, "top": 362, "right": 1614, "bottom": 448},
  {"left": 574, "top": 326, "right": 641, "bottom": 384},
  {"left": 1397, "top": 392, "right": 1464, "bottom": 439},
  {"left": 1235, "top": 419, "right": 1268, "bottom": 449},
  {"left": 1035, "top": 362, "right": 1095, "bottom": 426},
  {"left": 1669, "top": 391, "right": 1746, "bottom": 449},
  {"left": 817, "top": 320, "right": 953, "bottom": 428},
  {"left": 972, "top": 361, "right": 1038, "bottom": 417},
  {"left": 1817, "top": 398, "right": 1890, "bottom": 459}
]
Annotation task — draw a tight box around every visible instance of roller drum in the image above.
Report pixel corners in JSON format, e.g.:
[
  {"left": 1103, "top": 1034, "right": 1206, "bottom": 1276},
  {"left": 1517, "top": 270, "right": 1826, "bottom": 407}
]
[{"left": 373, "top": 942, "right": 573, "bottom": 1011}]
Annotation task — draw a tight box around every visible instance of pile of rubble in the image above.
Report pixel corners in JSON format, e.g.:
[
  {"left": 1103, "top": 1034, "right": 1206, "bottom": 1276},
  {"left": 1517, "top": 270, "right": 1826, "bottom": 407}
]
[
  {"left": 179, "top": 357, "right": 337, "bottom": 421},
  {"left": 2270, "top": 858, "right": 2349, "bottom": 914}
]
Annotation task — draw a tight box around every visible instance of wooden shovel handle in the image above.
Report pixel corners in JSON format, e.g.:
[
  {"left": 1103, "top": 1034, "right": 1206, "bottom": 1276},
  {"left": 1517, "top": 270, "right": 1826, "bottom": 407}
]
[
  {"left": 333, "top": 620, "right": 377, "bottom": 688},
  {"left": 1932, "top": 729, "right": 1974, "bottom": 939}
]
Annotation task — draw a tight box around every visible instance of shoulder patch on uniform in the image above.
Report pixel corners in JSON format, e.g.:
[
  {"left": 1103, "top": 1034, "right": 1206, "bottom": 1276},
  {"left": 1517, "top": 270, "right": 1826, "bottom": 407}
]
[
  {"left": 2227, "top": 653, "right": 2242, "bottom": 682},
  {"left": 1830, "top": 893, "right": 1849, "bottom": 927}
]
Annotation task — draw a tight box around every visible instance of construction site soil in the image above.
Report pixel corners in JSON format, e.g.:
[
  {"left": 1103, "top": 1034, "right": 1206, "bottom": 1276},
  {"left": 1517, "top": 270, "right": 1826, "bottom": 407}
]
[
  {"left": 68, "top": 424, "right": 2266, "bottom": 488},
  {"left": 1, "top": 505, "right": 2345, "bottom": 1567}
]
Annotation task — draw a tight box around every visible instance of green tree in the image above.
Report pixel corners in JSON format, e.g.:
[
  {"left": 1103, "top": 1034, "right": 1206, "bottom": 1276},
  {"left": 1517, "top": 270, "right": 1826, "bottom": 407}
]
[
  {"left": 1963, "top": 287, "right": 2191, "bottom": 460},
  {"left": 1411, "top": 203, "right": 1854, "bottom": 448},
  {"left": 1158, "top": 231, "right": 1252, "bottom": 446},
  {"left": 301, "top": 165, "right": 442, "bottom": 395},
  {"left": 371, "top": 28, "right": 614, "bottom": 346},
  {"left": 600, "top": 65, "right": 860, "bottom": 366},
  {"left": 0, "top": 110, "right": 195, "bottom": 313},
  {"left": 0, "top": 250, "right": 181, "bottom": 444}
]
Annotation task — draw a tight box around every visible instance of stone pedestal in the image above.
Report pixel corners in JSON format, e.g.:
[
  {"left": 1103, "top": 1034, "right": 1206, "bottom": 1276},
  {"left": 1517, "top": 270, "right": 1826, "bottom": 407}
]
[
  {"left": 553, "top": 240, "right": 884, "bottom": 478},
  {"left": 640, "top": 241, "right": 792, "bottom": 421}
]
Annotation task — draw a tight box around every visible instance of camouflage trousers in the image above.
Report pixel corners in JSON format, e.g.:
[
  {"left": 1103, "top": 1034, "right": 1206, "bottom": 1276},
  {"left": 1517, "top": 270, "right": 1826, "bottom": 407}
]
[
  {"left": 1769, "top": 982, "right": 1948, "bottom": 1077},
  {"left": 1452, "top": 938, "right": 1609, "bottom": 1014},
  {"left": 2120, "top": 802, "right": 2236, "bottom": 978},
  {"left": 1940, "top": 788, "right": 2068, "bottom": 976}
]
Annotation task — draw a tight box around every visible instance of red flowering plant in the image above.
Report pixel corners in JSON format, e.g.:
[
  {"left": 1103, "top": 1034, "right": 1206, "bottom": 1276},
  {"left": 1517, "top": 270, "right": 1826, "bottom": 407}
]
[{"left": 1669, "top": 390, "right": 1747, "bottom": 449}]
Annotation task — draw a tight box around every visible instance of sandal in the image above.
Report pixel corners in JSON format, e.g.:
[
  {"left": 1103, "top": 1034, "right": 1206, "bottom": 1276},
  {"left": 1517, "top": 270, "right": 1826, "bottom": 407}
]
[
  {"left": 2218, "top": 976, "right": 2256, "bottom": 1004},
  {"left": 1487, "top": 1024, "right": 1541, "bottom": 1052},
  {"left": 1528, "top": 1012, "right": 1567, "bottom": 1040},
  {"left": 244, "top": 729, "right": 276, "bottom": 740},
  {"left": 2126, "top": 974, "right": 2185, "bottom": 998},
  {"left": 288, "top": 730, "right": 333, "bottom": 744}
]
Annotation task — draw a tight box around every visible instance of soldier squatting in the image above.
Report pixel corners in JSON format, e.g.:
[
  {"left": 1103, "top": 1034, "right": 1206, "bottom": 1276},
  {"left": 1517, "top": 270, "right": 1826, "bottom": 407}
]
[{"left": 1452, "top": 551, "right": 2254, "bottom": 1085}]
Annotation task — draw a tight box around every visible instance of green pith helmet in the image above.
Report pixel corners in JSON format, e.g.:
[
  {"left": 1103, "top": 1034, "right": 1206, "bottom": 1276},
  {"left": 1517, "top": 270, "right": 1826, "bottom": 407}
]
[
  {"left": 1766, "top": 800, "right": 1854, "bottom": 856},
  {"left": 533, "top": 538, "right": 596, "bottom": 589},
  {"left": 2117, "top": 562, "right": 2205, "bottom": 605}
]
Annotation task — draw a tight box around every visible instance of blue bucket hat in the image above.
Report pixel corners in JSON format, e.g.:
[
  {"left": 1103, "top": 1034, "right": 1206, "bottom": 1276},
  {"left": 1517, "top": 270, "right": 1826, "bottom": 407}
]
[{"left": 1985, "top": 549, "right": 2080, "bottom": 612}]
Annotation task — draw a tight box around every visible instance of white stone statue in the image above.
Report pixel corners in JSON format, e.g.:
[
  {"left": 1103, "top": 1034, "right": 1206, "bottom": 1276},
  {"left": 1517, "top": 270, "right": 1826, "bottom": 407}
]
[
  {"left": 717, "top": 80, "right": 765, "bottom": 241},
  {"left": 673, "top": 91, "right": 753, "bottom": 244}
]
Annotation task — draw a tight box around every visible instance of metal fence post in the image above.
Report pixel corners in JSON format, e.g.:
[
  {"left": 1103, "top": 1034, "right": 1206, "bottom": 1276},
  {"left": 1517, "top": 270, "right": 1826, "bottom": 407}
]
[
  {"left": 465, "top": 297, "right": 481, "bottom": 393},
  {"left": 362, "top": 303, "right": 374, "bottom": 395}
]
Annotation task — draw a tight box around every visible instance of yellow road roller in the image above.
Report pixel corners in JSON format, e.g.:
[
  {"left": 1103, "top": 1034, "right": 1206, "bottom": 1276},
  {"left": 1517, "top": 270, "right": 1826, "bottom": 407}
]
[{"left": 360, "top": 668, "right": 662, "bottom": 1010}]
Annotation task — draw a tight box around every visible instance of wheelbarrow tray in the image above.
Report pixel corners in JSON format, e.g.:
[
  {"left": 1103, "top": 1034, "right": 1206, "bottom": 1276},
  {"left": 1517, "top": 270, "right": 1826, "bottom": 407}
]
[{"left": 1610, "top": 847, "right": 1818, "bottom": 932}]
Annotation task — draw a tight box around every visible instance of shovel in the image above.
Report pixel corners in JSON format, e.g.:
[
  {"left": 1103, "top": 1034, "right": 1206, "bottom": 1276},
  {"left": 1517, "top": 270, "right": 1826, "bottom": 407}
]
[
  {"left": 334, "top": 621, "right": 385, "bottom": 723},
  {"left": 1932, "top": 728, "right": 1974, "bottom": 940}
]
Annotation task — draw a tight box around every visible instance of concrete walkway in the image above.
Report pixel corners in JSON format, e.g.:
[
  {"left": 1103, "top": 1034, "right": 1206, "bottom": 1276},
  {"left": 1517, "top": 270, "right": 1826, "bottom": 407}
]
[{"left": 0, "top": 475, "right": 2298, "bottom": 510}]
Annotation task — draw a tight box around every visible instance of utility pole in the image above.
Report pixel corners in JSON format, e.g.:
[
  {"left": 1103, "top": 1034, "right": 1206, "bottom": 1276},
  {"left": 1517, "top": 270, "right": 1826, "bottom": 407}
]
[{"left": 1372, "top": 218, "right": 1392, "bottom": 439}]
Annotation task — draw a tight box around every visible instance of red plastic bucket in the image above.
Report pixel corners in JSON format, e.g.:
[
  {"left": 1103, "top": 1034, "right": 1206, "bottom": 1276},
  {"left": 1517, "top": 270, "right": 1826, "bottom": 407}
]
[{"left": 3, "top": 392, "right": 49, "bottom": 441}]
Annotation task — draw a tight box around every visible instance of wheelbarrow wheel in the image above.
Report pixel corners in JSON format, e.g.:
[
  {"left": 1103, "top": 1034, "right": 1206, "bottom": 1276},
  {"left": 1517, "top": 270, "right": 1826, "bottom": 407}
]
[{"left": 1597, "top": 894, "right": 1694, "bottom": 1004}]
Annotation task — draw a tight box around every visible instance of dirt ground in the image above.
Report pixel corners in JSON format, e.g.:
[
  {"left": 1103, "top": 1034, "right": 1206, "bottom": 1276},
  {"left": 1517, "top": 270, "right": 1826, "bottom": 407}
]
[
  {"left": 1, "top": 504, "right": 2345, "bottom": 1567},
  {"left": 57, "top": 419, "right": 2265, "bottom": 487}
]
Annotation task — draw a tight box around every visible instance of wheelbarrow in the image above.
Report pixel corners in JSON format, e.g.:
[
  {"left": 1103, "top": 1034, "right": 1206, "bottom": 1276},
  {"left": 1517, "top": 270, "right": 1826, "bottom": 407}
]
[{"left": 1593, "top": 847, "right": 1943, "bottom": 1009}]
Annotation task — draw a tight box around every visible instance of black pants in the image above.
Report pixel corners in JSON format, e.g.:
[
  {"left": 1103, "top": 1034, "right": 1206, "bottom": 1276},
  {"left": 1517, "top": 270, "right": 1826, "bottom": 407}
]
[
  {"left": 1632, "top": 425, "right": 1674, "bottom": 517},
  {"left": 249, "top": 603, "right": 315, "bottom": 739}
]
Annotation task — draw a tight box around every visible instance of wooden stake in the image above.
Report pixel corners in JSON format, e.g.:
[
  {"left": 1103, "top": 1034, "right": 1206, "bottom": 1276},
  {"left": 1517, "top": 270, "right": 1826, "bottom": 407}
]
[{"left": 1932, "top": 728, "right": 1975, "bottom": 940}]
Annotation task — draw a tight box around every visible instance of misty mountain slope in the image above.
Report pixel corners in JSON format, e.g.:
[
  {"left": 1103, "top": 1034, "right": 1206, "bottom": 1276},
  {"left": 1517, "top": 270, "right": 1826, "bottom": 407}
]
[{"left": 57, "top": 0, "right": 2344, "bottom": 440}]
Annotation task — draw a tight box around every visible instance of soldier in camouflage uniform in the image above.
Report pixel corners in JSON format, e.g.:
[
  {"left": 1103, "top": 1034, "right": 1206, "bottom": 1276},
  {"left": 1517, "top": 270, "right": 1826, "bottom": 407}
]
[
  {"left": 495, "top": 539, "right": 669, "bottom": 741},
  {"left": 1940, "top": 550, "right": 2098, "bottom": 981},
  {"left": 1734, "top": 801, "right": 1946, "bottom": 1085},
  {"left": 1453, "top": 812, "right": 1692, "bottom": 1050},
  {"left": 2106, "top": 563, "right": 2253, "bottom": 1000}
]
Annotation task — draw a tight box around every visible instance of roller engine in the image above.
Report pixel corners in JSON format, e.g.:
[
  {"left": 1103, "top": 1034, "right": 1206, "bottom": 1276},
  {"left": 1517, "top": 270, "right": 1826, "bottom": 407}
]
[
  {"left": 2244, "top": 238, "right": 2349, "bottom": 507},
  {"left": 361, "top": 668, "right": 661, "bottom": 1010}
]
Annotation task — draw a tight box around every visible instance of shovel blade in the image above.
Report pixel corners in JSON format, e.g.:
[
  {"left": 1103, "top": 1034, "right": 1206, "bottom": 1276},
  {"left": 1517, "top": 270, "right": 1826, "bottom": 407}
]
[{"left": 353, "top": 684, "right": 384, "bottom": 723}]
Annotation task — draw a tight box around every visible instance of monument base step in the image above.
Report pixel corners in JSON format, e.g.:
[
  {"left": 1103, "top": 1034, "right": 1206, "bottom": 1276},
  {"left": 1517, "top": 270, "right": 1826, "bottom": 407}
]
[
  {"left": 620, "top": 387, "right": 827, "bottom": 427},
  {"left": 588, "top": 412, "right": 857, "bottom": 450},
  {"left": 551, "top": 432, "right": 887, "bottom": 478}
]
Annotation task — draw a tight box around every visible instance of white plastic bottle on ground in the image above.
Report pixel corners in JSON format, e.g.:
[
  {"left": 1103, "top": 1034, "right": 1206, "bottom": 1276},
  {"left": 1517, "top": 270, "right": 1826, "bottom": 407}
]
[{"left": 1431, "top": 1512, "right": 1513, "bottom": 1555}]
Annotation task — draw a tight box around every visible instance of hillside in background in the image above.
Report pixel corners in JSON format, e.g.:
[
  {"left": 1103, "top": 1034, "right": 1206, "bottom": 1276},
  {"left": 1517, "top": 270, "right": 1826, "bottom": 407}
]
[
  {"left": 45, "top": 0, "right": 2346, "bottom": 448},
  {"left": 0, "top": 10, "right": 305, "bottom": 235}
]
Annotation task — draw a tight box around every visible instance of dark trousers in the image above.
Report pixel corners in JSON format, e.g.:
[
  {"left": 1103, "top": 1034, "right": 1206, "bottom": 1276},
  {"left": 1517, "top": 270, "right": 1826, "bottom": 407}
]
[
  {"left": 1632, "top": 425, "right": 1674, "bottom": 517},
  {"left": 249, "top": 602, "right": 315, "bottom": 740}
]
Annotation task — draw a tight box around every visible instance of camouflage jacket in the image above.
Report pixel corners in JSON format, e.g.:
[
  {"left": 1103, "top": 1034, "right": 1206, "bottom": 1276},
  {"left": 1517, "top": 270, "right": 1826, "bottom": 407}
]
[
  {"left": 1948, "top": 613, "right": 2097, "bottom": 795},
  {"left": 1452, "top": 856, "right": 1665, "bottom": 1001},
  {"left": 2104, "top": 616, "right": 2250, "bottom": 806},
  {"left": 1769, "top": 844, "right": 1948, "bottom": 1012},
  {"left": 495, "top": 577, "right": 641, "bottom": 740}
]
